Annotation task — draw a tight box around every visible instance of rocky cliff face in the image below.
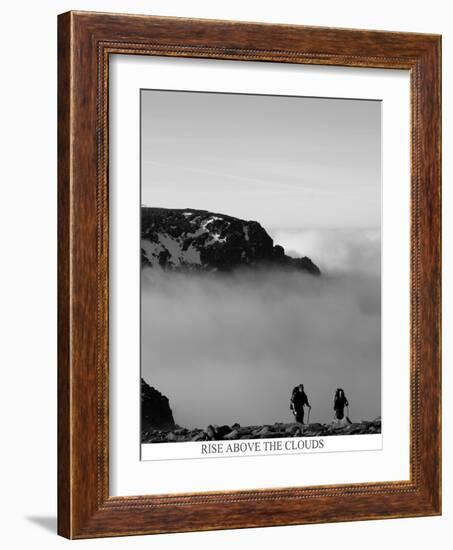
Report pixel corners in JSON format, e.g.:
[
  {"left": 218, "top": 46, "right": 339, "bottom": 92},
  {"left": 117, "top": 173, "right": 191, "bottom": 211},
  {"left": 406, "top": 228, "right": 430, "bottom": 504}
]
[
  {"left": 141, "top": 379, "right": 176, "bottom": 432},
  {"left": 141, "top": 207, "right": 320, "bottom": 275}
]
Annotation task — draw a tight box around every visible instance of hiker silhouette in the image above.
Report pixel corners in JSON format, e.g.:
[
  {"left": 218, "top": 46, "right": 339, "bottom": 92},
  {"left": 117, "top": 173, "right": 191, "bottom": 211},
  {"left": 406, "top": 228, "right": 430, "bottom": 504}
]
[
  {"left": 290, "top": 384, "right": 311, "bottom": 424},
  {"left": 333, "top": 388, "right": 349, "bottom": 421}
]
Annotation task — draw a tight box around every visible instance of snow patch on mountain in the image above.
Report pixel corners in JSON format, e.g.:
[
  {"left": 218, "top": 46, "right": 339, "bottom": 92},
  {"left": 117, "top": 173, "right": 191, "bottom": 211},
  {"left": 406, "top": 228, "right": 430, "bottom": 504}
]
[{"left": 141, "top": 234, "right": 201, "bottom": 268}]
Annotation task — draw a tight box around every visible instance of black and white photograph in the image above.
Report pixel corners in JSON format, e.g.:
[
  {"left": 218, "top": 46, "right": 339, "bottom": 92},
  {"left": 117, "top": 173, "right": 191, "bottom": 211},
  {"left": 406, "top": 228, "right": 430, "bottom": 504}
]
[{"left": 140, "top": 89, "right": 382, "bottom": 456}]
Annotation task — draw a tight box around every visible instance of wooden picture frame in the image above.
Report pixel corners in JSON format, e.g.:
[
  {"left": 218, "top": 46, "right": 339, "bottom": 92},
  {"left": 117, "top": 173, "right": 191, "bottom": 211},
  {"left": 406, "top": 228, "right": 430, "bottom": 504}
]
[{"left": 58, "top": 10, "right": 441, "bottom": 539}]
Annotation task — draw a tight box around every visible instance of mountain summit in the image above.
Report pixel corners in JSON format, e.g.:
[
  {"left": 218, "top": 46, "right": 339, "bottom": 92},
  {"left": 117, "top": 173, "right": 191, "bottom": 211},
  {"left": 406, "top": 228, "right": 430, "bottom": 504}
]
[{"left": 141, "top": 207, "right": 320, "bottom": 275}]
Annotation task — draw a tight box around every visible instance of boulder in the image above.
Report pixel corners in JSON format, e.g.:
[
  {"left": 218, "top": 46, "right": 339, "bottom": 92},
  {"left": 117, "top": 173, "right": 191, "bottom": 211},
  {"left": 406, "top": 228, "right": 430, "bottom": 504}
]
[
  {"left": 216, "top": 425, "right": 232, "bottom": 439},
  {"left": 285, "top": 424, "right": 301, "bottom": 435},
  {"left": 255, "top": 426, "right": 273, "bottom": 438},
  {"left": 205, "top": 425, "right": 217, "bottom": 440},
  {"left": 223, "top": 429, "right": 240, "bottom": 440},
  {"left": 307, "top": 423, "right": 324, "bottom": 431}
]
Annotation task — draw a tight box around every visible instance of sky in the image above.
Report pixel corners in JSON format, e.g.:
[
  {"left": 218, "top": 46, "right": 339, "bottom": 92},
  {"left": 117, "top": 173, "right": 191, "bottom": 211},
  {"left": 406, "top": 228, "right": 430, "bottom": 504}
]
[
  {"left": 140, "top": 90, "right": 382, "bottom": 429},
  {"left": 141, "top": 89, "right": 381, "bottom": 230}
]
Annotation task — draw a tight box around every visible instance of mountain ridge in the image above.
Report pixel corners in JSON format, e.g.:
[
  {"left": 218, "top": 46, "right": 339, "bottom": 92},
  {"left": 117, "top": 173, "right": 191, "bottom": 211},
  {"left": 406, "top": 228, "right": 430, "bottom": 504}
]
[{"left": 141, "top": 207, "right": 321, "bottom": 275}]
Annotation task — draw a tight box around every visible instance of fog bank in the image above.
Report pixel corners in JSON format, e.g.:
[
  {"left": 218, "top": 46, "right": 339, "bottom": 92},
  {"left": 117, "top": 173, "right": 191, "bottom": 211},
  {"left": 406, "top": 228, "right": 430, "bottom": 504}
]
[{"left": 141, "top": 229, "right": 381, "bottom": 428}]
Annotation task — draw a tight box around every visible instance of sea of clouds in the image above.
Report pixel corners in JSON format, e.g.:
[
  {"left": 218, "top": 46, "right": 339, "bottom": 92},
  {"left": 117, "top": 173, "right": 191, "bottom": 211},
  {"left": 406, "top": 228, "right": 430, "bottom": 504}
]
[{"left": 141, "top": 228, "right": 381, "bottom": 429}]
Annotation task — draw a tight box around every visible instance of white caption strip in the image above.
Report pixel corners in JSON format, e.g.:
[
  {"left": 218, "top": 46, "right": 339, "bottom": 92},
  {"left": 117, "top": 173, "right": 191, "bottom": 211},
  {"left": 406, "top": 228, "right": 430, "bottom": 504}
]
[{"left": 141, "top": 434, "right": 382, "bottom": 461}]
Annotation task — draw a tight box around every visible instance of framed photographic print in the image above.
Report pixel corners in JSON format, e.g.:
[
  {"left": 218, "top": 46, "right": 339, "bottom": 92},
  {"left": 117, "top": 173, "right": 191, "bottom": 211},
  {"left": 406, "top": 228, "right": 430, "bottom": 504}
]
[{"left": 58, "top": 11, "right": 441, "bottom": 539}]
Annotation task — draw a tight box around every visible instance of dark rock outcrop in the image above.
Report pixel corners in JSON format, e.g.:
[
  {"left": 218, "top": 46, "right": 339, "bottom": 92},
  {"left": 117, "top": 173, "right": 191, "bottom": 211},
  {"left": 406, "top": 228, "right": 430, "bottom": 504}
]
[
  {"left": 141, "top": 207, "right": 320, "bottom": 275},
  {"left": 141, "top": 379, "right": 175, "bottom": 433}
]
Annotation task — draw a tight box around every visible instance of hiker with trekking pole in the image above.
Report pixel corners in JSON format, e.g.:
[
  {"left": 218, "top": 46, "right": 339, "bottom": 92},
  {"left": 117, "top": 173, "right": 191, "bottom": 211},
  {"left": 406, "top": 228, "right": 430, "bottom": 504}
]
[
  {"left": 290, "top": 384, "right": 312, "bottom": 425},
  {"left": 333, "top": 388, "right": 351, "bottom": 424}
]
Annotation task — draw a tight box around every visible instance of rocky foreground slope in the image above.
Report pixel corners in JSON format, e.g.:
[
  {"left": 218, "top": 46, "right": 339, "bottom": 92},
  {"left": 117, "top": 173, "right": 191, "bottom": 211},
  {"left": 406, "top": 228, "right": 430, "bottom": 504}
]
[
  {"left": 141, "top": 207, "right": 320, "bottom": 275},
  {"left": 142, "top": 419, "right": 382, "bottom": 443}
]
